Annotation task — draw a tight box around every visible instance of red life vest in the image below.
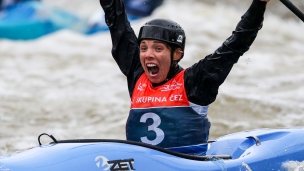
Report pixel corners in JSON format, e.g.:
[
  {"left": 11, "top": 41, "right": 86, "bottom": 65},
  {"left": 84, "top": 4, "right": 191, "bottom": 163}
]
[{"left": 126, "top": 70, "right": 210, "bottom": 154}]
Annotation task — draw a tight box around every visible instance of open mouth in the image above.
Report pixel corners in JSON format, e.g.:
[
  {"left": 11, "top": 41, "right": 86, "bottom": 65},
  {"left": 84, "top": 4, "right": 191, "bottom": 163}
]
[{"left": 147, "top": 63, "right": 159, "bottom": 76}]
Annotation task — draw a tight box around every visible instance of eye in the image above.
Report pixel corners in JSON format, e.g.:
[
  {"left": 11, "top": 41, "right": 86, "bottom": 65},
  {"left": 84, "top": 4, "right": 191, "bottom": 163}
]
[
  {"left": 140, "top": 46, "right": 147, "bottom": 51},
  {"left": 155, "top": 46, "right": 163, "bottom": 51}
]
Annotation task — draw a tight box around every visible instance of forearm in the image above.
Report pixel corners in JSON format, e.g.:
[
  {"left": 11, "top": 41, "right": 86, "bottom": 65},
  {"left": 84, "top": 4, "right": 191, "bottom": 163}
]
[
  {"left": 100, "top": 0, "right": 140, "bottom": 77},
  {"left": 218, "top": 0, "right": 267, "bottom": 60},
  {"left": 240, "top": 0, "right": 267, "bottom": 29}
]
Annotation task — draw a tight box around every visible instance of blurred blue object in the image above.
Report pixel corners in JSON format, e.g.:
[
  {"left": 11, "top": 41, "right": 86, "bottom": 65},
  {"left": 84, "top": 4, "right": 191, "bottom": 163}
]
[
  {"left": 0, "top": 0, "right": 40, "bottom": 10},
  {"left": 84, "top": 11, "right": 140, "bottom": 35},
  {"left": 84, "top": 0, "right": 164, "bottom": 35},
  {"left": 0, "top": 0, "right": 165, "bottom": 40},
  {"left": 124, "top": 0, "right": 164, "bottom": 17},
  {"left": 0, "top": 1, "right": 84, "bottom": 40}
]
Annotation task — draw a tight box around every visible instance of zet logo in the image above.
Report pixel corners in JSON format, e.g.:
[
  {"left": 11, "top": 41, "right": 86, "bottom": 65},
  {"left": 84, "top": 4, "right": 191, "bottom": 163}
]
[
  {"left": 95, "top": 156, "right": 135, "bottom": 171},
  {"left": 95, "top": 156, "right": 111, "bottom": 170}
]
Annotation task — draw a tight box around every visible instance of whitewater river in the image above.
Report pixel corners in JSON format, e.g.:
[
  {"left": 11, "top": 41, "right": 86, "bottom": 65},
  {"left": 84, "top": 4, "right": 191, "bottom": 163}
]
[{"left": 0, "top": 0, "right": 304, "bottom": 166}]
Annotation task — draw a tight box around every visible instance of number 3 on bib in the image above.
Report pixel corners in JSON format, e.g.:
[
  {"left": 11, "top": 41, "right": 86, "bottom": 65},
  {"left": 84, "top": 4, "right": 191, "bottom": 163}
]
[{"left": 140, "top": 113, "right": 165, "bottom": 145}]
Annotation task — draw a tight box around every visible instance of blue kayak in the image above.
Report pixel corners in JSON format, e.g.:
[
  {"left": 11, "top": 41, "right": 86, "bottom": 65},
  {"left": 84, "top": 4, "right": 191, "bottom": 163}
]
[
  {"left": 1, "top": 128, "right": 304, "bottom": 171},
  {"left": 0, "top": 1, "right": 83, "bottom": 40}
]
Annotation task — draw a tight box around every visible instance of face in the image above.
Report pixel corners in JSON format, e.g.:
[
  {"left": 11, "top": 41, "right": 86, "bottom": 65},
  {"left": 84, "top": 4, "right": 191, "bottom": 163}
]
[{"left": 139, "top": 40, "right": 172, "bottom": 84}]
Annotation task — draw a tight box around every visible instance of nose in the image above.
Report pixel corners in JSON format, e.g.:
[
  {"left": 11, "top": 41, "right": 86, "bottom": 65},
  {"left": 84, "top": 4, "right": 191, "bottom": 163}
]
[{"left": 144, "top": 48, "right": 154, "bottom": 59}]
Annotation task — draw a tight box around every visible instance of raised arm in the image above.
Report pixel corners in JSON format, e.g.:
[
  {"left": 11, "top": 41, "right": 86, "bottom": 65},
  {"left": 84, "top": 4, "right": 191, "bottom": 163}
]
[
  {"left": 100, "top": 0, "right": 141, "bottom": 77},
  {"left": 100, "top": 0, "right": 143, "bottom": 96},
  {"left": 185, "top": 0, "right": 269, "bottom": 106}
]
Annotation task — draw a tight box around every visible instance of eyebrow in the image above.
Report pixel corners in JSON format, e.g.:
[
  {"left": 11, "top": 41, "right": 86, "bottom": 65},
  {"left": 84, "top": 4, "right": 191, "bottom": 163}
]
[
  {"left": 140, "top": 40, "right": 165, "bottom": 44},
  {"left": 153, "top": 40, "right": 163, "bottom": 43}
]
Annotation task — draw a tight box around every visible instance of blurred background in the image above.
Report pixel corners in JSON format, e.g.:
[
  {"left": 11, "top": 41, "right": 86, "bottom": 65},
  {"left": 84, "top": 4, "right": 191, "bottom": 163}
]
[
  {"left": 43, "top": 0, "right": 304, "bottom": 20},
  {"left": 0, "top": 0, "right": 304, "bottom": 156}
]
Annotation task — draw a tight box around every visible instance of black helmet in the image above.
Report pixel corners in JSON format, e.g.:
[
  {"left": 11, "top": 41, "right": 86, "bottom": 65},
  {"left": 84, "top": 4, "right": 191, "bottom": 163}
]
[{"left": 138, "top": 19, "right": 186, "bottom": 53}]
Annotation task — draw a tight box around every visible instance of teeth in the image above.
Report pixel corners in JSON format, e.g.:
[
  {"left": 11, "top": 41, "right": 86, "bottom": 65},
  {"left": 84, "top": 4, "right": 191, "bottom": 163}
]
[{"left": 147, "top": 64, "right": 156, "bottom": 67}]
